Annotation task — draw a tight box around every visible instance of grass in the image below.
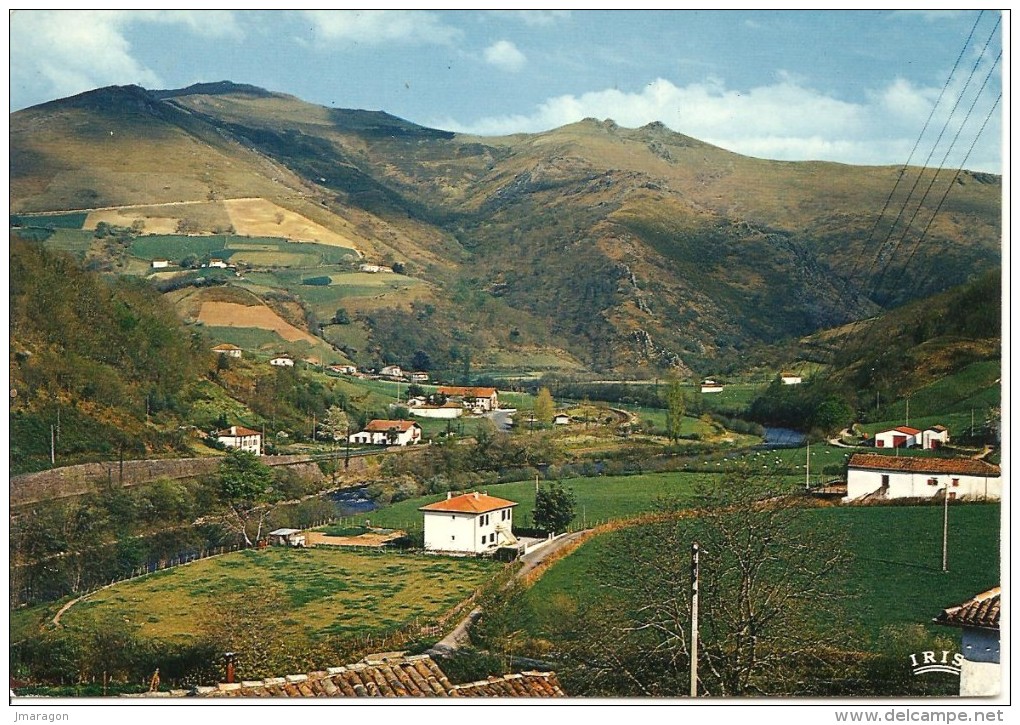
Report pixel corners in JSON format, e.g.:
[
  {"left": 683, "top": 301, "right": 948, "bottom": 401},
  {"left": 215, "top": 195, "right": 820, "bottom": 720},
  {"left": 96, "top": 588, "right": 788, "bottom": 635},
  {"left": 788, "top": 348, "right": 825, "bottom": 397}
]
[
  {"left": 366, "top": 472, "right": 721, "bottom": 532},
  {"left": 131, "top": 234, "right": 228, "bottom": 260},
  {"left": 11, "top": 212, "right": 88, "bottom": 229},
  {"left": 519, "top": 502, "right": 1000, "bottom": 647},
  {"left": 59, "top": 547, "right": 502, "bottom": 644}
]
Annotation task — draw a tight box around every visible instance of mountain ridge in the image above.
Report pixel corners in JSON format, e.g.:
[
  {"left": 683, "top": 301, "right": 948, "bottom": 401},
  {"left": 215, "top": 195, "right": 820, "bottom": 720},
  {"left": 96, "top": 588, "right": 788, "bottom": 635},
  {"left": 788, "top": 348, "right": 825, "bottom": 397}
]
[{"left": 9, "top": 82, "right": 1002, "bottom": 374}]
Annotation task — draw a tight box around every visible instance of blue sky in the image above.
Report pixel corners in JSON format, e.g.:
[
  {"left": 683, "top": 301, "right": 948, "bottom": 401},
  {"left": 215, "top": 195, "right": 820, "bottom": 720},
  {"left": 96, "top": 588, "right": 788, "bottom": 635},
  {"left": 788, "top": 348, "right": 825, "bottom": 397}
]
[{"left": 8, "top": 9, "right": 1004, "bottom": 172}]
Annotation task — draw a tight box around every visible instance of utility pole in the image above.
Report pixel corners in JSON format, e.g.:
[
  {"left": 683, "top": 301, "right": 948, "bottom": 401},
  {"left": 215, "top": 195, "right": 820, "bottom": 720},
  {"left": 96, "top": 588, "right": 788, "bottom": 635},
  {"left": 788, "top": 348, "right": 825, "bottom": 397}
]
[
  {"left": 906, "top": 398, "right": 910, "bottom": 427},
  {"left": 690, "top": 541, "right": 701, "bottom": 698},
  {"left": 805, "top": 440, "right": 810, "bottom": 491},
  {"left": 50, "top": 425, "right": 55, "bottom": 466},
  {"left": 942, "top": 486, "right": 950, "bottom": 573}
]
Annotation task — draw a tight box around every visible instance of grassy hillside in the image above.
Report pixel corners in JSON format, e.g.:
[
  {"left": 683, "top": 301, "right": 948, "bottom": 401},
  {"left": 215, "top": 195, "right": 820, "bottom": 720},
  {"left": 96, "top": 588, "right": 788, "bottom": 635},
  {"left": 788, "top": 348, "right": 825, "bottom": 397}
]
[{"left": 9, "top": 82, "right": 1001, "bottom": 376}]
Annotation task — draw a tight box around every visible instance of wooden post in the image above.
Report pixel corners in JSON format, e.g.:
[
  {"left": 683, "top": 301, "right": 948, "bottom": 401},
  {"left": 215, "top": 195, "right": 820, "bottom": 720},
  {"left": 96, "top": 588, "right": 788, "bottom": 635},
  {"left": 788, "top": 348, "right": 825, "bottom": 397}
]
[
  {"left": 691, "top": 541, "right": 700, "bottom": 698},
  {"left": 942, "top": 487, "right": 950, "bottom": 572}
]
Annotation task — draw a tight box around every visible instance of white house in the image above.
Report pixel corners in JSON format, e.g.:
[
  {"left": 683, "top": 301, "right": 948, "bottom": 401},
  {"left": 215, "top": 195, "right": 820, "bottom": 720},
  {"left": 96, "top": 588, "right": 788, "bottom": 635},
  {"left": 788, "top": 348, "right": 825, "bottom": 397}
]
[
  {"left": 410, "top": 371, "right": 430, "bottom": 382},
  {"left": 208, "top": 259, "right": 229, "bottom": 269},
  {"left": 701, "top": 379, "right": 723, "bottom": 394},
  {"left": 151, "top": 259, "right": 170, "bottom": 269},
  {"left": 935, "top": 587, "right": 1000, "bottom": 697},
  {"left": 359, "top": 263, "right": 394, "bottom": 274},
  {"left": 348, "top": 419, "right": 422, "bottom": 446},
  {"left": 217, "top": 425, "right": 262, "bottom": 456},
  {"left": 844, "top": 453, "right": 1001, "bottom": 502},
  {"left": 270, "top": 355, "right": 295, "bottom": 367},
  {"left": 873, "top": 426, "right": 921, "bottom": 449},
  {"left": 211, "top": 343, "right": 242, "bottom": 358},
  {"left": 553, "top": 414, "right": 571, "bottom": 425},
  {"left": 329, "top": 365, "right": 357, "bottom": 375},
  {"left": 437, "top": 386, "right": 499, "bottom": 412},
  {"left": 409, "top": 402, "right": 464, "bottom": 420},
  {"left": 922, "top": 425, "right": 951, "bottom": 450},
  {"left": 780, "top": 372, "right": 802, "bottom": 385},
  {"left": 419, "top": 491, "right": 518, "bottom": 554},
  {"left": 379, "top": 365, "right": 404, "bottom": 378}
]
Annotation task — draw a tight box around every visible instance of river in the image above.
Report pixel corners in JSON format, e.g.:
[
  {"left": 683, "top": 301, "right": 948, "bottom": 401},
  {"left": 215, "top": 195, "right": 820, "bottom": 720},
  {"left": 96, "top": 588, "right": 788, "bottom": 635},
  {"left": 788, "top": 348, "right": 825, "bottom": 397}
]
[{"left": 762, "top": 427, "right": 807, "bottom": 448}]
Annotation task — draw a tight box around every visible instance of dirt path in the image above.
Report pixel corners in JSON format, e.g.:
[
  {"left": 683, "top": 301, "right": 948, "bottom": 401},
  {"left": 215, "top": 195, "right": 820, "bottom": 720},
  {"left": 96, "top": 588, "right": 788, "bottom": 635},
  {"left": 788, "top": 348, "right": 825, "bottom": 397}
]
[{"left": 427, "top": 530, "right": 589, "bottom": 657}]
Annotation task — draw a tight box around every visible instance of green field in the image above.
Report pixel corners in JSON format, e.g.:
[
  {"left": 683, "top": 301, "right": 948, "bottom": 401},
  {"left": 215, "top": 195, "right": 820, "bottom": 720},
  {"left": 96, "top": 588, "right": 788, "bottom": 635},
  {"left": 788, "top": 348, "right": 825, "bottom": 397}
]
[
  {"left": 365, "top": 472, "right": 723, "bottom": 532},
  {"left": 130, "top": 235, "right": 357, "bottom": 265},
  {"left": 11, "top": 212, "right": 88, "bottom": 229},
  {"left": 62, "top": 547, "right": 502, "bottom": 643},
  {"left": 42, "top": 228, "right": 95, "bottom": 256},
  {"left": 519, "top": 502, "right": 1000, "bottom": 647}
]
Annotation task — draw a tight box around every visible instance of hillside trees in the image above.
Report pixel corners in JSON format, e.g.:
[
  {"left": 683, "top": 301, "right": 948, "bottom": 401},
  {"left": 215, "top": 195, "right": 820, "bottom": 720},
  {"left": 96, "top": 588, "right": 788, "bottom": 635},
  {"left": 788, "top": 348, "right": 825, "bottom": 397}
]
[{"left": 534, "top": 387, "right": 555, "bottom": 424}]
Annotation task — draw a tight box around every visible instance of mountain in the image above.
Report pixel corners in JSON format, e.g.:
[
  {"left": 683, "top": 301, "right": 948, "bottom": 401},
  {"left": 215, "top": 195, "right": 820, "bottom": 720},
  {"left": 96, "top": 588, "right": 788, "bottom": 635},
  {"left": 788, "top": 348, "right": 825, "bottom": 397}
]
[{"left": 9, "top": 82, "right": 1002, "bottom": 375}]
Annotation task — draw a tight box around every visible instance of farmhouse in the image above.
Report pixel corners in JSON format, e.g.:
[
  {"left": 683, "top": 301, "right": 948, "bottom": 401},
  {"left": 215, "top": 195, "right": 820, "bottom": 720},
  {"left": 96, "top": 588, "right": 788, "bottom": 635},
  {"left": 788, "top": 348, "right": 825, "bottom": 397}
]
[
  {"left": 780, "top": 372, "right": 802, "bottom": 385},
  {"left": 922, "top": 425, "right": 950, "bottom": 450},
  {"left": 873, "top": 426, "right": 921, "bottom": 448},
  {"left": 270, "top": 355, "right": 295, "bottom": 367},
  {"left": 358, "top": 263, "right": 394, "bottom": 274},
  {"left": 408, "top": 401, "right": 464, "bottom": 420},
  {"left": 349, "top": 419, "right": 422, "bottom": 446},
  {"left": 553, "top": 414, "right": 571, "bottom": 425},
  {"left": 217, "top": 425, "right": 262, "bottom": 456},
  {"left": 211, "top": 343, "right": 242, "bottom": 358},
  {"left": 437, "top": 386, "right": 499, "bottom": 412},
  {"left": 935, "top": 587, "right": 1000, "bottom": 696},
  {"left": 701, "top": 379, "right": 723, "bottom": 393},
  {"left": 380, "top": 365, "right": 403, "bottom": 378},
  {"left": 151, "top": 259, "right": 170, "bottom": 269},
  {"left": 420, "top": 491, "right": 518, "bottom": 554},
  {"left": 329, "top": 365, "right": 357, "bottom": 375},
  {"left": 843, "top": 453, "right": 1000, "bottom": 502},
  {"left": 410, "top": 371, "right": 430, "bottom": 382}
]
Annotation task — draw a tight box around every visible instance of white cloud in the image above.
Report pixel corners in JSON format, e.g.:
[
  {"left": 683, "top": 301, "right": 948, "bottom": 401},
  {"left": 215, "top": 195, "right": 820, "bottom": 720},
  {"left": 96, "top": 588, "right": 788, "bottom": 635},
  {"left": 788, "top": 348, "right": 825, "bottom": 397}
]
[
  {"left": 433, "top": 74, "right": 1000, "bottom": 172},
  {"left": 484, "top": 40, "right": 527, "bottom": 72},
  {"left": 494, "top": 10, "right": 570, "bottom": 27},
  {"left": 302, "top": 10, "right": 460, "bottom": 46},
  {"left": 9, "top": 10, "right": 245, "bottom": 110}
]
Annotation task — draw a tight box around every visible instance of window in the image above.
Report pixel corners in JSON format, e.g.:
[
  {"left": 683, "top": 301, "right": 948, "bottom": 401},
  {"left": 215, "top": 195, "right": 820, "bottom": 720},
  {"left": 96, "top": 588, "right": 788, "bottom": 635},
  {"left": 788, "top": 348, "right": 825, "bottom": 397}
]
[
  {"left": 927, "top": 477, "right": 939, "bottom": 486},
  {"left": 952, "top": 478, "right": 960, "bottom": 487},
  {"left": 881, "top": 475, "right": 889, "bottom": 487}
]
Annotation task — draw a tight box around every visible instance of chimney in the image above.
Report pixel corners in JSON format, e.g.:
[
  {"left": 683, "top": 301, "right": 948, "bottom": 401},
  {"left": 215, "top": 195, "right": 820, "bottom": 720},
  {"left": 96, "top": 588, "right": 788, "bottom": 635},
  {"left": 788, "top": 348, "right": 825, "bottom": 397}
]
[
  {"left": 224, "top": 652, "right": 237, "bottom": 684},
  {"left": 474, "top": 491, "right": 479, "bottom": 499},
  {"left": 447, "top": 491, "right": 452, "bottom": 500}
]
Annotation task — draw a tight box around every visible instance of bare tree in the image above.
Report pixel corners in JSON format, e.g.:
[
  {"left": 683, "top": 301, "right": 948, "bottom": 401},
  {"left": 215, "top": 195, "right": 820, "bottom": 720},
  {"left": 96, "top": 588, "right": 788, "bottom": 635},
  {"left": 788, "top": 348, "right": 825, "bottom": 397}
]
[{"left": 571, "top": 467, "right": 853, "bottom": 697}]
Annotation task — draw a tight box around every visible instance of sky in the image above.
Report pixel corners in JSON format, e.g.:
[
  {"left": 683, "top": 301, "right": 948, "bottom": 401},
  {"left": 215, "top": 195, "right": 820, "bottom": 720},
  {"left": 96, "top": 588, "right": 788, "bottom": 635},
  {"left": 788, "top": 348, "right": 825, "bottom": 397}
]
[{"left": 7, "top": 9, "right": 1005, "bottom": 172}]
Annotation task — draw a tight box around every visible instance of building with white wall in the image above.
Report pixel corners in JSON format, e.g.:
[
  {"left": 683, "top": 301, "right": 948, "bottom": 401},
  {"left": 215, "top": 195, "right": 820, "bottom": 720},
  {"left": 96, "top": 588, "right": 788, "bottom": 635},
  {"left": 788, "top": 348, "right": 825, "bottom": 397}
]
[
  {"left": 216, "top": 425, "right": 262, "bottom": 456},
  {"left": 844, "top": 453, "right": 1000, "bottom": 502},
  {"left": 348, "top": 419, "right": 422, "bottom": 446},
  {"left": 420, "top": 491, "right": 518, "bottom": 554},
  {"left": 935, "top": 587, "right": 1000, "bottom": 697}
]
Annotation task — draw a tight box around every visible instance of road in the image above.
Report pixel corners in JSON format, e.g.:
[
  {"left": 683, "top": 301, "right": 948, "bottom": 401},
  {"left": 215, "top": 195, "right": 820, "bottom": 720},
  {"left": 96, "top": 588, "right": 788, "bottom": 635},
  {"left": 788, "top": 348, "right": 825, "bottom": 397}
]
[
  {"left": 483, "top": 408, "right": 516, "bottom": 432},
  {"left": 427, "top": 530, "right": 588, "bottom": 657}
]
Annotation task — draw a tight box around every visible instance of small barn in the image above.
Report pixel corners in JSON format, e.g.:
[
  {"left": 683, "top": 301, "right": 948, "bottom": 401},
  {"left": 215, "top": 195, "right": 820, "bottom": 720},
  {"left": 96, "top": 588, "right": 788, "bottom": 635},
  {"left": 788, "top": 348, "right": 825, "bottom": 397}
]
[
  {"left": 873, "top": 426, "right": 921, "bottom": 449},
  {"left": 268, "top": 528, "right": 306, "bottom": 547}
]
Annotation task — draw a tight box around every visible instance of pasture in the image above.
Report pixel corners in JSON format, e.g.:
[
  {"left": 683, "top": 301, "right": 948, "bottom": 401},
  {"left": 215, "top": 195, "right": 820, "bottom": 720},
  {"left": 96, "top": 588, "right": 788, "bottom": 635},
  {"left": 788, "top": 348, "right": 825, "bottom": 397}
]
[
  {"left": 61, "top": 547, "right": 502, "bottom": 643},
  {"left": 518, "top": 502, "right": 1000, "bottom": 646}
]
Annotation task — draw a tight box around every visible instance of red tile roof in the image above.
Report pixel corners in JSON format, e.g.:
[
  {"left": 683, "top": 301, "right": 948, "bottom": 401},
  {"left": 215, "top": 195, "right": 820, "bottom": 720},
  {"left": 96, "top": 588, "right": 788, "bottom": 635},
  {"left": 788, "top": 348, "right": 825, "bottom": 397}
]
[
  {"left": 218, "top": 426, "right": 260, "bottom": 437},
  {"left": 363, "top": 419, "right": 419, "bottom": 433},
  {"left": 420, "top": 491, "right": 518, "bottom": 514},
  {"left": 882, "top": 426, "right": 921, "bottom": 435},
  {"left": 175, "top": 655, "right": 564, "bottom": 698},
  {"left": 848, "top": 453, "right": 1000, "bottom": 477},
  {"left": 936, "top": 587, "right": 1000, "bottom": 631},
  {"left": 438, "top": 386, "right": 498, "bottom": 398}
]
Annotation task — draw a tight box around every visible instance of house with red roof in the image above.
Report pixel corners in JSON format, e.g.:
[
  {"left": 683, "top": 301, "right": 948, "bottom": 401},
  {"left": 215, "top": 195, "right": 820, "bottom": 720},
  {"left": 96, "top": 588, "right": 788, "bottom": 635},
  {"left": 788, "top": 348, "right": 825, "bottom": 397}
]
[
  {"left": 921, "top": 425, "right": 950, "bottom": 450},
  {"left": 935, "top": 587, "right": 1000, "bottom": 696},
  {"left": 217, "top": 425, "right": 262, "bottom": 456},
  {"left": 348, "top": 419, "right": 421, "bottom": 447},
  {"left": 873, "top": 425, "right": 922, "bottom": 448},
  {"left": 437, "top": 386, "right": 499, "bottom": 412},
  {"left": 419, "top": 491, "right": 518, "bottom": 554},
  {"left": 844, "top": 453, "right": 1000, "bottom": 502}
]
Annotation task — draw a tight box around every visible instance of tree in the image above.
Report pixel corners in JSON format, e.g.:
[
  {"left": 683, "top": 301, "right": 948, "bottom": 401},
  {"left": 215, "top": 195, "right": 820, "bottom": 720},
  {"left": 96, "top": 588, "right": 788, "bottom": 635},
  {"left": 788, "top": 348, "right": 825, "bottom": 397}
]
[
  {"left": 579, "top": 467, "right": 853, "bottom": 697},
  {"left": 218, "top": 449, "right": 274, "bottom": 547},
  {"left": 533, "top": 483, "right": 576, "bottom": 534},
  {"left": 665, "top": 379, "right": 686, "bottom": 442},
  {"left": 321, "top": 405, "right": 349, "bottom": 443},
  {"left": 411, "top": 350, "right": 432, "bottom": 371},
  {"left": 534, "top": 387, "right": 555, "bottom": 424},
  {"left": 332, "top": 307, "right": 351, "bottom": 325}
]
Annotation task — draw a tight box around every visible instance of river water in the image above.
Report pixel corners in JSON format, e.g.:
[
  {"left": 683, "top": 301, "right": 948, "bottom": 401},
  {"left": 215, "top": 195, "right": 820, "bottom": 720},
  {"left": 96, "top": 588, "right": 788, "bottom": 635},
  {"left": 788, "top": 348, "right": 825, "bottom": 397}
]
[
  {"left": 329, "top": 487, "right": 378, "bottom": 515},
  {"left": 762, "top": 427, "right": 807, "bottom": 448}
]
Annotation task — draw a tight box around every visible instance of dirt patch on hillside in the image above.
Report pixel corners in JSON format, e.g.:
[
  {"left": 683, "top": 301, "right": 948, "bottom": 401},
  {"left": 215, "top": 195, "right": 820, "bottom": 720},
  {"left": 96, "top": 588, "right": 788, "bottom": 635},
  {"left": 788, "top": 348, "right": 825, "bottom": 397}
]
[
  {"left": 224, "top": 198, "right": 360, "bottom": 251},
  {"left": 83, "top": 202, "right": 233, "bottom": 234},
  {"left": 197, "top": 301, "right": 320, "bottom": 344}
]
